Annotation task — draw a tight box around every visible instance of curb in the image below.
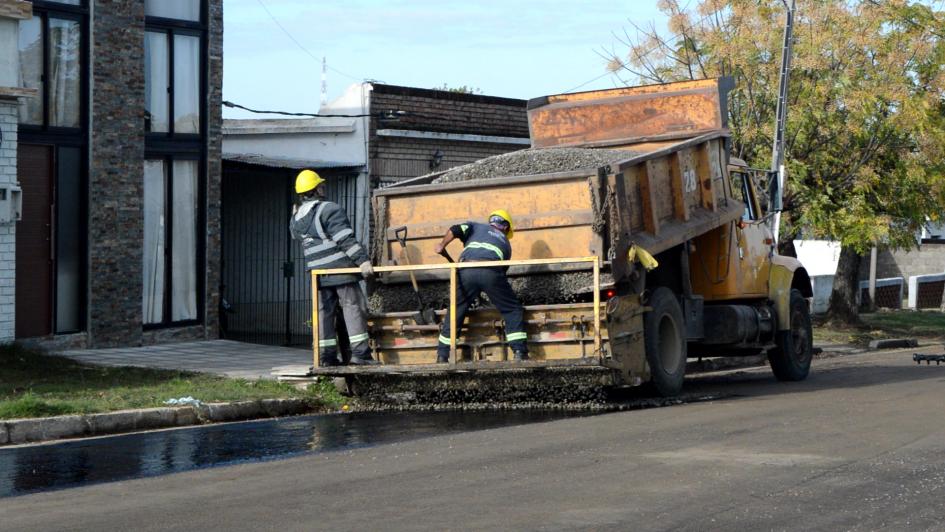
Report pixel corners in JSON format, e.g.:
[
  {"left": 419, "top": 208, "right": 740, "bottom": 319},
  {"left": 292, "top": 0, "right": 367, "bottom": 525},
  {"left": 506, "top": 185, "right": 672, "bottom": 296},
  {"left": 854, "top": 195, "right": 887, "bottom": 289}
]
[
  {"left": 0, "top": 398, "right": 317, "bottom": 446},
  {"left": 868, "top": 338, "right": 919, "bottom": 349}
]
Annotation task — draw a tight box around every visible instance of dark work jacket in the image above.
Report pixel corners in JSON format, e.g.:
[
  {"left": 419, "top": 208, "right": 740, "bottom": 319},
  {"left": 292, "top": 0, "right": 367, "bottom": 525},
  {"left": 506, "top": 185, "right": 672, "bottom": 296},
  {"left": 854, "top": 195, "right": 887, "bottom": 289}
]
[
  {"left": 450, "top": 222, "right": 512, "bottom": 271},
  {"left": 290, "top": 200, "right": 368, "bottom": 287}
]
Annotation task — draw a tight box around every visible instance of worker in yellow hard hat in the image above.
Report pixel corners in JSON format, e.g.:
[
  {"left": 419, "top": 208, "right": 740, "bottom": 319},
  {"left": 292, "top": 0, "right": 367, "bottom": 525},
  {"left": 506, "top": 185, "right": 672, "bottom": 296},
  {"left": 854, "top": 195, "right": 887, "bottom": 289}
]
[
  {"left": 432, "top": 209, "right": 528, "bottom": 363},
  {"left": 290, "top": 169, "right": 379, "bottom": 366}
]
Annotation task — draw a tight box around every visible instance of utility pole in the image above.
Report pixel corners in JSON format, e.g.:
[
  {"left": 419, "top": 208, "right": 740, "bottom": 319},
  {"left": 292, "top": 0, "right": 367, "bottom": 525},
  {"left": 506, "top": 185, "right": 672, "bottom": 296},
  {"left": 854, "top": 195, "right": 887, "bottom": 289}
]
[
  {"left": 320, "top": 56, "right": 328, "bottom": 110},
  {"left": 770, "top": 0, "right": 796, "bottom": 244}
]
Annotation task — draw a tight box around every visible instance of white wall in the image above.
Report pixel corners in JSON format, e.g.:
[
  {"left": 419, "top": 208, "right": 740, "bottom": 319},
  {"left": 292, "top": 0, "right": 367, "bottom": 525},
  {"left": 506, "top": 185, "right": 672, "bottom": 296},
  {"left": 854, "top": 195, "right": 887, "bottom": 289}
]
[
  {"left": 0, "top": 19, "right": 18, "bottom": 88},
  {"left": 0, "top": 101, "right": 17, "bottom": 341},
  {"left": 222, "top": 83, "right": 371, "bottom": 167},
  {"left": 795, "top": 240, "right": 842, "bottom": 276}
]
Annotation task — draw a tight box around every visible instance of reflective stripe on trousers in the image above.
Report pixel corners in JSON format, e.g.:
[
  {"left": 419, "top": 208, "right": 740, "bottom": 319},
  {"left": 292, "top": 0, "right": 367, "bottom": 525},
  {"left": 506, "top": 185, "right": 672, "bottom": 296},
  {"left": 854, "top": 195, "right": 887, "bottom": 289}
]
[
  {"left": 437, "top": 268, "right": 527, "bottom": 357},
  {"left": 317, "top": 283, "right": 371, "bottom": 361}
]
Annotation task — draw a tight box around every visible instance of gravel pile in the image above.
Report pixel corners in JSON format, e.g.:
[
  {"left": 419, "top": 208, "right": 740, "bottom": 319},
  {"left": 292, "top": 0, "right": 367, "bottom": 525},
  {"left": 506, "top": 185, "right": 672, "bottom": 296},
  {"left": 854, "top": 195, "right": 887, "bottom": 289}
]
[
  {"left": 344, "top": 374, "right": 727, "bottom": 411},
  {"left": 348, "top": 368, "right": 613, "bottom": 406},
  {"left": 430, "top": 147, "right": 639, "bottom": 184}
]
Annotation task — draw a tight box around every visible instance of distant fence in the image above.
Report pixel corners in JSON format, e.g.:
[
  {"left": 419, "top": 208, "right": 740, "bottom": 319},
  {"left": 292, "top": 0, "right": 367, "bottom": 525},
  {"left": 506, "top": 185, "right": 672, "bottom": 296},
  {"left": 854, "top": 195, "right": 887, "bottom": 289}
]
[
  {"left": 858, "top": 277, "right": 905, "bottom": 310},
  {"left": 907, "top": 273, "right": 945, "bottom": 310}
]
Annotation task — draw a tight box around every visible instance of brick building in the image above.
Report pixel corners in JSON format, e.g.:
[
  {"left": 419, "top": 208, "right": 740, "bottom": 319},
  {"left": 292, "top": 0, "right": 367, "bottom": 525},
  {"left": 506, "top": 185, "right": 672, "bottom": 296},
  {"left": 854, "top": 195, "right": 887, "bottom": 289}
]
[
  {"left": 9, "top": 0, "right": 223, "bottom": 348},
  {"left": 220, "top": 83, "right": 529, "bottom": 345},
  {"left": 367, "top": 84, "right": 530, "bottom": 186}
]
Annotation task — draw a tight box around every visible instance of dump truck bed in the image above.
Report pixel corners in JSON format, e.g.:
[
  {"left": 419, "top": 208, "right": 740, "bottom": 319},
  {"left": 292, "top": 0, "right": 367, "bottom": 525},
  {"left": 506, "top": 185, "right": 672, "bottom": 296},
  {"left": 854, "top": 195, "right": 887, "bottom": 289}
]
[{"left": 372, "top": 131, "right": 743, "bottom": 284}]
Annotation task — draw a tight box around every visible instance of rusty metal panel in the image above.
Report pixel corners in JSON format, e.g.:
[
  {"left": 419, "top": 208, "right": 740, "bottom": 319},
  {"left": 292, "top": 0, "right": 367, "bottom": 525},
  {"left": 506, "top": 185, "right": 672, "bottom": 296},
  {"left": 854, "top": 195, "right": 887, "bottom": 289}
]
[
  {"left": 528, "top": 78, "right": 733, "bottom": 149},
  {"left": 368, "top": 303, "right": 609, "bottom": 365},
  {"left": 382, "top": 174, "right": 600, "bottom": 267}
]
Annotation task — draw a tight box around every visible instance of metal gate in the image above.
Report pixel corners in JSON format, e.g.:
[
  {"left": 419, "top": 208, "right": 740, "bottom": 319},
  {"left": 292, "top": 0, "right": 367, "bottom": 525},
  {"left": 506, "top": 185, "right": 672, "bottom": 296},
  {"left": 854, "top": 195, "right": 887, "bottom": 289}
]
[{"left": 221, "top": 162, "right": 363, "bottom": 346}]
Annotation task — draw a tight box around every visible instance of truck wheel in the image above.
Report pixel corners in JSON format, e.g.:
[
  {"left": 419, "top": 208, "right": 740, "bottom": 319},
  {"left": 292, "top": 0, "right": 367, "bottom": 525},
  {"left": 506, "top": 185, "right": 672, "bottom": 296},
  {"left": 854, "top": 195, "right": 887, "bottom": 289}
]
[
  {"left": 644, "top": 287, "right": 687, "bottom": 396},
  {"left": 768, "top": 289, "right": 813, "bottom": 381}
]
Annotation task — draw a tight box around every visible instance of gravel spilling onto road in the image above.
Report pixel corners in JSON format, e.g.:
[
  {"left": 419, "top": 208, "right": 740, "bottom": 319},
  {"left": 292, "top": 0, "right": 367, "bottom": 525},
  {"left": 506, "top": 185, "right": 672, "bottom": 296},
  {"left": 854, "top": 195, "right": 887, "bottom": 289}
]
[{"left": 430, "top": 147, "right": 639, "bottom": 184}]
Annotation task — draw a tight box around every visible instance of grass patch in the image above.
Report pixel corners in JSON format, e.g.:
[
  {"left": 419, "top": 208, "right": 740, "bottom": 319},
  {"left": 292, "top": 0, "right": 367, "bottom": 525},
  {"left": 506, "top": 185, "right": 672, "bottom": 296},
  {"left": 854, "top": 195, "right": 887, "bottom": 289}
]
[
  {"left": 814, "top": 310, "right": 945, "bottom": 346},
  {"left": 0, "top": 344, "right": 345, "bottom": 420}
]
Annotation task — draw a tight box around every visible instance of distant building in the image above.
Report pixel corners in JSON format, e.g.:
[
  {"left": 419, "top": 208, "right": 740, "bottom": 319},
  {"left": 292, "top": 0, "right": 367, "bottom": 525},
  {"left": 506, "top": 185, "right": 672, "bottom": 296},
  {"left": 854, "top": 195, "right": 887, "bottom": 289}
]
[
  {"left": 221, "top": 83, "right": 529, "bottom": 345},
  {"left": 6, "top": 0, "right": 223, "bottom": 348}
]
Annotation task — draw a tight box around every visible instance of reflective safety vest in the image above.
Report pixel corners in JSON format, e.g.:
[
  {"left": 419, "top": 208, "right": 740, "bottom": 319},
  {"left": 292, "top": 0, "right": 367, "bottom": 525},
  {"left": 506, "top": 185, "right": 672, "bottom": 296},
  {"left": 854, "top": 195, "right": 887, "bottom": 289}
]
[
  {"left": 290, "top": 200, "right": 368, "bottom": 287},
  {"left": 451, "top": 222, "right": 512, "bottom": 263}
]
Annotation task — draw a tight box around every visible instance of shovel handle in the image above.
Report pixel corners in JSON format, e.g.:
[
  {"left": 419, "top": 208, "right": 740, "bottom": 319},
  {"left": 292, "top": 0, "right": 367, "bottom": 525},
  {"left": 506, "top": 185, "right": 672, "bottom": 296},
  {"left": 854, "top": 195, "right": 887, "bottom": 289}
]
[
  {"left": 438, "top": 249, "right": 455, "bottom": 263},
  {"left": 394, "top": 226, "right": 408, "bottom": 247},
  {"left": 393, "top": 225, "right": 421, "bottom": 292}
]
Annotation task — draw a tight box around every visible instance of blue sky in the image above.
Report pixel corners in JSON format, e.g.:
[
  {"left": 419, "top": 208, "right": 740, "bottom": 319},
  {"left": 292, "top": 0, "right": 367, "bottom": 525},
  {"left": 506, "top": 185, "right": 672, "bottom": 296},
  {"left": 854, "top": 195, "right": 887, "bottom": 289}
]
[{"left": 223, "top": 0, "right": 667, "bottom": 118}]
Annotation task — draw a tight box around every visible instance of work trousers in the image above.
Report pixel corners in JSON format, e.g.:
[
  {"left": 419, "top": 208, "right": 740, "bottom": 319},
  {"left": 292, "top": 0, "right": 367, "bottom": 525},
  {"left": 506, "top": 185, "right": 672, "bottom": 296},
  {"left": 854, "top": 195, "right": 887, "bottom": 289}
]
[
  {"left": 317, "top": 282, "right": 371, "bottom": 363},
  {"left": 437, "top": 268, "right": 527, "bottom": 358}
]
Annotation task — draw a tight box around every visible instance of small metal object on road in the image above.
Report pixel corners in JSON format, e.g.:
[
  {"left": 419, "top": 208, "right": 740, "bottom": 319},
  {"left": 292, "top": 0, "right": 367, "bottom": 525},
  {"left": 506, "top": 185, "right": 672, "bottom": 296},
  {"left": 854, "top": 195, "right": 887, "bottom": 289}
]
[{"left": 913, "top": 354, "right": 945, "bottom": 365}]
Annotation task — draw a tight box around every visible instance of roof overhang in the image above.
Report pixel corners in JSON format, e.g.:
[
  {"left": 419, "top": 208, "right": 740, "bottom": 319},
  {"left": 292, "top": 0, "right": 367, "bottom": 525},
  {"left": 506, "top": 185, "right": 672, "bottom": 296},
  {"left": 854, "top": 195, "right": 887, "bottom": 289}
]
[{"left": 223, "top": 153, "right": 363, "bottom": 171}]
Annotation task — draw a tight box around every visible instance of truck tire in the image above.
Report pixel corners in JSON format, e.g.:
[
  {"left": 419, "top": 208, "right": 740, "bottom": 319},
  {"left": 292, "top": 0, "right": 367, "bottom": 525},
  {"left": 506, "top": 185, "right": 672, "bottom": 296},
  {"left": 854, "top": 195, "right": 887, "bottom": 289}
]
[
  {"left": 768, "top": 289, "right": 813, "bottom": 381},
  {"left": 644, "top": 287, "right": 687, "bottom": 396}
]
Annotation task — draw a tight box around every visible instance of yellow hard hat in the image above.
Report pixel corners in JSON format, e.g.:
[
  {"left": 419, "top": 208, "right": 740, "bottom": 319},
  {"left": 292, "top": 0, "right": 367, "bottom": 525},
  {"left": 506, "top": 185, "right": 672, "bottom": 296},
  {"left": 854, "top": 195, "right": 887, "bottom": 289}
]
[
  {"left": 488, "top": 209, "right": 514, "bottom": 239},
  {"left": 295, "top": 169, "right": 325, "bottom": 194}
]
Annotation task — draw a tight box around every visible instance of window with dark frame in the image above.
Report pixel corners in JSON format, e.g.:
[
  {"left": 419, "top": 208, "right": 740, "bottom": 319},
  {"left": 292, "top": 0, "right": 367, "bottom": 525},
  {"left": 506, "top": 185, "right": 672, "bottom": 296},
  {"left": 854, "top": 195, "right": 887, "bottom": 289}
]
[
  {"left": 143, "top": 0, "right": 207, "bottom": 327},
  {"left": 17, "top": 0, "right": 89, "bottom": 335}
]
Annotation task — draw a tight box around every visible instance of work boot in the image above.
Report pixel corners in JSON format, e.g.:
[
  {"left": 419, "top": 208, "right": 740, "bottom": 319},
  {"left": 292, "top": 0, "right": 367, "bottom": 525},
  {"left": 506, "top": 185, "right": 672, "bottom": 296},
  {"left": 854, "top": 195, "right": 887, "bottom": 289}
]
[
  {"left": 349, "top": 354, "right": 381, "bottom": 366},
  {"left": 436, "top": 352, "right": 450, "bottom": 364},
  {"left": 513, "top": 350, "right": 529, "bottom": 361},
  {"left": 318, "top": 355, "right": 341, "bottom": 368}
]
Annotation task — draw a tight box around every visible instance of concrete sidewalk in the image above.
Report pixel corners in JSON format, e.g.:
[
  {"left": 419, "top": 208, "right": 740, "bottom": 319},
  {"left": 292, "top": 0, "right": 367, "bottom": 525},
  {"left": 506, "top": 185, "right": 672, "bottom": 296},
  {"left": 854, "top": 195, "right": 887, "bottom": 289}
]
[{"left": 59, "top": 340, "right": 310, "bottom": 380}]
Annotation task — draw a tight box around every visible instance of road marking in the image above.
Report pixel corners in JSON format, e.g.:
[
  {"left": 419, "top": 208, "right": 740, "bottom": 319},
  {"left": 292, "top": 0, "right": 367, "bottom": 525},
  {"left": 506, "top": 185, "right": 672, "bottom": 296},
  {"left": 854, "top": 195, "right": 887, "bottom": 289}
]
[{"left": 645, "top": 447, "right": 835, "bottom": 467}]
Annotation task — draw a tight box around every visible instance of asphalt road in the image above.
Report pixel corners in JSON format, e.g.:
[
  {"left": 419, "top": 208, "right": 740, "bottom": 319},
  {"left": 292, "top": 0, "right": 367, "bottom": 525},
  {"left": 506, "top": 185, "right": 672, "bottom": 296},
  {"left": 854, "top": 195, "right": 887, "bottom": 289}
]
[{"left": 3, "top": 346, "right": 944, "bottom": 531}]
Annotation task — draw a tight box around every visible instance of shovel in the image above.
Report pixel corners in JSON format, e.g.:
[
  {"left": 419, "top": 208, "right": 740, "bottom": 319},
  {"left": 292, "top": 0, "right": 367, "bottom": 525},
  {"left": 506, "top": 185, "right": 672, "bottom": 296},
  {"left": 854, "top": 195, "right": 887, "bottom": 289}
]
[{"left": 394, "top": 226, "right": 437, "bottom": 325}]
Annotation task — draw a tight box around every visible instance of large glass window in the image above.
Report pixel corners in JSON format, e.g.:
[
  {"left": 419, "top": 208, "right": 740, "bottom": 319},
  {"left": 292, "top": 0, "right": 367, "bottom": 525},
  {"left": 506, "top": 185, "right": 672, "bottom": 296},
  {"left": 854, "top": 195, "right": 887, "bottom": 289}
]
[
  {"left": 18, "top": 13, "right": 83, "bottom": 129},
  {"left": 143, "top": 158, "right": 199, "bottom": 325},
  {"left": 173, "top": 35, "right": 200, "bottom": 134},
  {"left": 145, "top": 0, "right": 200, "bottom": 22},
  {"left": 48, "top": 18, "right": 81, "bottom": 128},
  {"left": 143, "top": 161, "right": 167, "bottom": 324},
  {"left": 171, "top": 160, "right": 198, "bottom": 321},
  {"left": 145, "top": 1, "right": 205, "bottom": 328},
  {"left": 145, "top": 30, "right": 203, "bottom": 135},
  {"left": 145, "top": 32, "right": 170, "bottom": 133},
  {"left": 17, "top": 17, "right": 43, "bottom": 125},
  {"left": 56, "top": 147, "right": 83, "bottom": 333}
]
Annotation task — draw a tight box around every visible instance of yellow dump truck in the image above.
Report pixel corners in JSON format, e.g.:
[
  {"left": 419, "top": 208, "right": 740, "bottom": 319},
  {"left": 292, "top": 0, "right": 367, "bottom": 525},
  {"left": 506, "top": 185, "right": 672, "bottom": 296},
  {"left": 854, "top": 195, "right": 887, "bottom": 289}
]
[{"left": 300, "top": 78, "right": 813, "bottom": 399}]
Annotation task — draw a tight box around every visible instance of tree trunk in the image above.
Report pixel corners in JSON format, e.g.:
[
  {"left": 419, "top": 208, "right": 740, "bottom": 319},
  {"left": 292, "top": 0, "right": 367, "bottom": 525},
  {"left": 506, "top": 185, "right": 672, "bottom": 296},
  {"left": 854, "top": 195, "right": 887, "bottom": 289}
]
[
  {"left": 826, "top": 245, "right": 862, "bottom": 325},
  {"left": 940, "top": 282, "right": 945, "bottom": 312}
]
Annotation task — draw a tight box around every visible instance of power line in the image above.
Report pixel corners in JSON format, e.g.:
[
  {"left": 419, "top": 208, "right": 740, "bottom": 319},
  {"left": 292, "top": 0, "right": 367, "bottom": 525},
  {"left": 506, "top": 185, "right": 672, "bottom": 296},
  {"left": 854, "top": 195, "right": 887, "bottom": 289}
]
[
  {"left": 255, "top": 0, "right": 362, "bottom": 82},
  {"left": 224, "top": 100, "right": 406, "bottom": 118},
  {"left": 563, "top": 71, "right": 615, "bottom": 93}
]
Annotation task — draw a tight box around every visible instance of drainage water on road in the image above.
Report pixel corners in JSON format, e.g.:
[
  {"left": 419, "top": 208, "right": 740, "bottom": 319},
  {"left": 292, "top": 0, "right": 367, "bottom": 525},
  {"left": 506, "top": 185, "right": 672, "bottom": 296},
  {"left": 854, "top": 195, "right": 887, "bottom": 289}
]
[{"left": 0, "top": 410, "right": 586, "bottom": 498}]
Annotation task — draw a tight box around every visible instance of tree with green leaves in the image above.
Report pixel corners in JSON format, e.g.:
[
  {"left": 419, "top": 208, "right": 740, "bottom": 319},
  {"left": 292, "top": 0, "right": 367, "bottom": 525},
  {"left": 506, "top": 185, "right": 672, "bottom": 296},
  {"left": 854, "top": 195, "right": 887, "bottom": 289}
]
[{"left": 605, "top": 0, "right": 945, "bottom": 323}]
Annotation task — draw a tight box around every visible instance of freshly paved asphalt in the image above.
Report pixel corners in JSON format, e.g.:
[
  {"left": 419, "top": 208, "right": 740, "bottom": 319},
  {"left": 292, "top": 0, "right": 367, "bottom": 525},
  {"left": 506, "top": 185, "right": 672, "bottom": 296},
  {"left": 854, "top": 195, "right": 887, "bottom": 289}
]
[{"left": 3, "top": 346, "right": 944, "bottom": 531}]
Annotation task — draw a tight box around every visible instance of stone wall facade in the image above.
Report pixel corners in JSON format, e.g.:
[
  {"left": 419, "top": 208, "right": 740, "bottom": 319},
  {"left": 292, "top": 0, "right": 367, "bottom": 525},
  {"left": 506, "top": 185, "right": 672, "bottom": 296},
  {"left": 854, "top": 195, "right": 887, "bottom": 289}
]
[
  {"left": 88, "top": 0, "right": 146, "bottom": 347},
  {"left": 0, "top": 100, "right": 16, "bottom": 342},
  {"left": 204, "top": 0, "right": 223, "bottom": 341},
  {"left": 82, "top": 0, "right": 222, "bottom": 348}
]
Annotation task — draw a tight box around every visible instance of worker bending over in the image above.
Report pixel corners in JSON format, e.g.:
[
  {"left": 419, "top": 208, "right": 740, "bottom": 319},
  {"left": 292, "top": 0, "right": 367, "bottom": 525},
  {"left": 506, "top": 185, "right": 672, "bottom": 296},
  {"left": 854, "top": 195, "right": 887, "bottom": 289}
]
[
  {"left": 290, "top": 170, "right": 379, "bottom": 367},
  {"left": 433, "top": 210, "right": 528, "bottom": 363}
]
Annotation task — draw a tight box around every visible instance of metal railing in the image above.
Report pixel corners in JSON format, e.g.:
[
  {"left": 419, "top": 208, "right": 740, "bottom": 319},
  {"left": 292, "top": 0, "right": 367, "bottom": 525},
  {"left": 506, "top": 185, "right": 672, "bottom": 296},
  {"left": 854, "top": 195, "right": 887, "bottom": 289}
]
[{"left": 310, "top": 256, "right": 602, "bottom": 369}]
